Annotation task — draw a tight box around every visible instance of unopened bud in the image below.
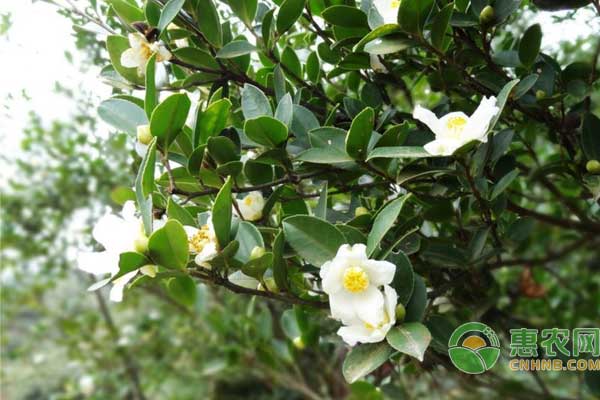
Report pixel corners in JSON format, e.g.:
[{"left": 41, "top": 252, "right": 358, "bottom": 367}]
[
  {"left": 136, "top": 125, "right": 153, "bottom": 145},
  {"left": 140, "top": 264, "right": 158, "bottom": 278},
  {"left": 263, "top": 277, "right": 279, "bottom": 292},
  {"left": 395, "top": 303, "right": 406, "bottom": 322},
  {"left": 292, "top": 336, "right": 305, "bottom": 350},
  {"left": 535, "top": 90, "right": 546, "bottom": 100},
  {"left": 134, "top": 235, "right": 149, "bottom": 253},
  {"left": 586, "top": 160, "right": 600, "bottom": 174},
  {"left": 479, "top": 5, "right": 495, "bottom": 25},
  {"left": 354, "top": 206, "right": 369, "bottom": 217},
  {"left": 250, "top": 246, "right": 266, "bottom": 260}
]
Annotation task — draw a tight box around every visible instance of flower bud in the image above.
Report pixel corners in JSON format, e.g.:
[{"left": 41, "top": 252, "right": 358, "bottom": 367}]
[
  {"left": 535, "top": 90, "right": 546, "bottom": 100},
  {"left": 586, "top": 160, "right": 600, "bottom": 174},
  {"left": 395, "top": 303, "right": 406, "bottom": 322},
  {"left": 354, "top": 206, "right": 369, "bottom": 217},
  {"left": 250, "top": 246, "right": 266, "bottom": 260},
  {"left": 140, "top": 264, "right": 158, "bottom": 278},
  {"left": 133, "top": 235, "right": 149, "bottom": 253},
  {"left": 292, "top": 336, "right": 305, "bottom": 350},
  {"left": 263, "top": 277, "right": 279, "bottom": 293},
  {"left": 479, "top": 5, "right": 495, "bottom": 25},
  {"left": 136, "top": 125, "right": 153, "bottom": 145}
]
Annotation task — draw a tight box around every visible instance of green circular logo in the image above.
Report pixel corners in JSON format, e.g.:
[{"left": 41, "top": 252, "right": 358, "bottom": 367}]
[{"left": 448, "top": 322, "right": 501, "bottom": 374}]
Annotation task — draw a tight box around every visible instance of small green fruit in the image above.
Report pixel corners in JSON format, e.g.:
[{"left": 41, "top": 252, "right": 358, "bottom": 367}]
[
  {"left": 136, "top": 125, "right": 153, "bottom": 145},
  {"left": 133, "top": 235, "right": 149, "bottom": 253},
  {"left": 479, "top": 5, "right": 495, "bottom": 25},
  {"left": 292, "top": 336, "right": 305, "bottom": 350},
  {"left": 586, "top": 160, "right": 600, "bottom": 174},
  {"left": 395, "top": 303, "right": 406, "bottom": 322},
  {"left": 535, "top": 90, "right": 546, "bottom": 100},
  {"left": 354, "top": 206, "right": 369, "bottom": 217}
]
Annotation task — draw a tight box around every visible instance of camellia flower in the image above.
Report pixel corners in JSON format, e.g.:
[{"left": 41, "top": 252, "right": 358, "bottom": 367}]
[
  {"left": 235, "top": 191, "right": 265, "bottom": 221},
  {"left": 320, "top": 244, "right": 396, "bottom": 327},
  {"left": 413, "top": 96, "right": 499, "bottom": 156},
  {"left": 120, "top": 32, "right": 172, "bottom": 75},
  {"left": 184, "top": 219, "right": 219, "bottom": 268},
  {"left": 337, "top": 285, "right": 397, "bottom": 346},
  {"left": 373, "top": 0, "right": 401, "bottom": 25},
  {"left": 77, "top": 201, "right": 157, "bottom": 302}
]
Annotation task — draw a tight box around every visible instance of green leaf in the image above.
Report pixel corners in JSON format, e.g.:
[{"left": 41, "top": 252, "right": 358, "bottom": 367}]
[
  {"left": 98, "top": 97, "right": 147, "bottom": 135},
  {"left": 148, "top": 219, "right": 189, "bottom": 269},
  {"left": 112, "top": 252, "right": 151, "bottom": 281},
  {"left": 244, "top": 116, "right": 289, "bottom": 147},
  {"left": 108, "top": 0, "right": 144, "bottom": 25},
  {"left": 345, "top": 107, "right": 374, "bottom": 160},
  {"left": 234, "top": 221, "right": 264, "bottom": 263},
  {"left": 272, "top": 231, "right": 289, "bottom": 290},
  {"left": 363, "top": 35, "right": 412, "bottom": 55},
  {"left": 281, "top": 46, "right": 302, "bottom": 78},
  {"left": 277, "top": 0, "right": 306, "bottom": 34},
  {"left": 315, "top": 182, "right": 327, "bottom": 219},
  {"left": 212, "top": 176, "right": 233, "bottom": 248},
  {"left": 111, "top": 186, "right": 136, "bottom": 205},
  {"left": 386, "top": 322, "right": 431, "bottom": 362},
  {"left": 366, "top": 146, "right": 431, "bottom": 161},
  {"left": 166, "top": 198, "right": 196, "bottom": 226},
  {"left": 282, "top": 215, "right": 345, "bottom": 266},
  {"left": 172, "top": 47, "right": 220, "bottom": 70},
  {"left": 342, "top": 343, "right": 393, "bottom": 384},
  {"left": 242, "top": 252, "right": 273, "bottom": 279},
  {"left": 398, "top": 0, "right": 433, "bottom": 34},
  {"left": 306, "top": 51, "right": 320, "bottom": 83},
  {"left": 388, "top": 251, "right": 414, "bottom": 305},
  {"left": 582, "top": 113, "right": 600, "bottom": 160},
  {"left": 158, "top": 0, "right": 186, "bottom": 34},
  {"left": 144, "top": 53, "right": 157, "bottom": 119},
  {"left": 431, "top": 3, "right": 453, "bottom": 50},
  {"left": 135, "top": 138, "right": 157, "bottom": 235},
  {"left": 106, "top": 35, "right": 145, "bottom": 85},
  {"left": 490, "top": 169, "right": 518, "bottom": 200},
  {"left": 241, "top": 84, "right": 272, "bottom": 119},
  {"left": 226, "top": 0, "right": 257, "bottom": 25},
  {"left": 194, "top": 98, "right": 231, "bottom": 146},
  {"left": 167, "top": 276, "right": 197, "bottom": 308},
  {"left": 488, "top": 79, "right": 519, "bottom": 132},
  {"left": 513, "top": 73, "right": 538, "bottom": 99},
  {"left": 353, "top": 24, "right": 403, "bottom": 52},
  {"left": 518, "top": 24, "right": 542, "bottom": 66},
  {"left": 216, "top": 40, "right": 257, "bottom": 58},
  {"left": 367, "top": 194, "right": 411, "bottom": 256},
  {"left": 404, "top": 275, "right": 427, "bottom": 322},
  {"left": 274, "top": 94, "right": 294, "bottom": 126},
  {"left": 150, "top": 93, "right": 191, "bottom": 148},
  {"left": 296, "top": 148, "right": 353, "bottom": 164},
  {"left": 196, "top": 0, "right": 222, "bottom": 47},
  {"left": 322, "top": 5, "right": 368, "bottom": 28}
]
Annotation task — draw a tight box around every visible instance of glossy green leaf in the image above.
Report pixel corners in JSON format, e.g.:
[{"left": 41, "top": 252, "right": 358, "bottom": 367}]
[
  {"left": 296, "top": 148, "right": 353, "bottom": 163},
  {"left": 398, "top": 0, "right": 433, "bottom": 34},
  {"left": 108, "top": 0, "right": 144, "bottom": 25},
  {"left": 166, "top": 198, "right": 196, "bottom": 226},
  {"left": 345, "top": 107, "right": 374, "bottom": 160},
  {"left": 322, "top": 5, "right": 368, "bottom": 28},
  {"left": 281, "top": 46, "right": 302, "bottom": 78},
  {"left": 386, "top": 322, "right": 431, "bottom": 361},
  {"left": 367, "top": 194, "right": 411, "bottom": 256},
  {"left": 144, "top": 53, "right": 157, "bottom": 118},
  {"left": 490, "top": 169, "right": 519, "bottom": 200},
  {"left": 226, "top": 0, "right": 257, "bottom": 25},
  {"left": 106, "top": 35, "right": 144, "bottom": 85},
  {"left": 194, "top": 98, "right": 231, "bottom": 146},
  {"left": 135, "top": 138, "right": 157, "bottom": 235},
  {"left": 212, "top": 176, "right": 233, "bottom": 248},
  {"left": 167, "top": 276, "right": 197, "bottom": 308},
  {"left": 148, "top": 219, "right": 189, "bottom": 269},
  {"left": 150, "top": 93, "right": 191, "bottom": 148},
  {"left": 582, "top": 113, "right": 600, "bottom": 160},
  {"left": 158, "top": 0, "right": 186, "bottom": 34},
  {"left": 431, "top": 3, "right": 453, "bottom": 50},
  {"left": 342, "top": 342, "right": 393, "bottom": 384},
  {"left": 244, "top": 116, "right": 288, "bottom": 147},
  {"left": 404, "top": 275, "right": 427, "bottom": 322},
  {"left": 519, "top": 24, "right": 542, "bottom": 66},
  {"left": 98, "top": 97, "right": 147, "bottom": 135},
  {"left": 277, "top": 0, "right": 306, "bottom": 34},
  {"left": 282, "top": 215, "right": 345, "bottom": 266},
  {"left": 241, "top": 84, "right": 272, "bottom": 119},
  {"left": 196, "top": 0, "right": 222, "bottom": 47},
  {"left": 216, "top": 40, "right": 256, "bottom": 58}
]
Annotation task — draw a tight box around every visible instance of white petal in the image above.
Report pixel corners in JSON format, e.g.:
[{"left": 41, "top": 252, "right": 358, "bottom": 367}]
[
  {"left": 464, "top": 96, "right": 500, "bottom": 142},
  {"left": 320, "top": 259, "right": 346, "bottom": 295},
  {"left": 329, "top": 291, "right": 361, "bottom": 326},
  {"left": 135, "top": 142, "right": 148, "bottom": 157},
  {"left": 77, "top": 251, "right": 119, "bottom": 275},
  {"left": 362, "top": 259, "right": 396, "bottom": 286},
  {"left": 337, "top": 324, "right": 374, "bottom": 346},
  {"left": 128, "top": 32, "right": 146, "bottom": 49},
  {"left": 183, "top": 225, "right": 199, "bottom": 237},
  {"left": 383, "top": 285, "right": 398, "bottom": 324},
  {"left": 121, "top": 201, "right": 137, "bottom": 222},
  {"left": 92, "top": 214, "right": 129, "bottom": 252},
  {"left": 120, "top": 48, "right": 143, "bottom": 69},
  {"left": 413, "top": 105, "right": 442, "bottom": 137},
  {"left": 437, "top": 111, "right": 470, "bottom": 140},
  {"left": 156, "top": 45, "right": 172, "bottom": 62},
  {"left": 351, "top": 286, "right": 385, "bottom": 326},
  {"left": 109, "top": 270, "right": 138, "bottom": 302},
  {"left": 423, "top": 138, "right": 460, "bottom": 156}
]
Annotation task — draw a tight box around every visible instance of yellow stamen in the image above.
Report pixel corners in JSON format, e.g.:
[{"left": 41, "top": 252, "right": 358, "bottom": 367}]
[
  {"left": 244, "top": 196, "right": 253, "bottom": 206},
  {"left": 189, "top": 224, "right": 212, "bottom": 253},
  {"left": 391, "top": 0, "right": 401, "bottom": 9},
  {"left": 342, "top": 266, "right": 369, "bottom": 293}
]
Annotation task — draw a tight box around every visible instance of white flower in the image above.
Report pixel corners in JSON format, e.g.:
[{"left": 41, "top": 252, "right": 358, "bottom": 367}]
[
  {"left": 120, "top": 32, "right": 172, "bottom": 75},
  {"left": 235, "top": 191, "right": 265, "bottom": 221},
  {"left": 413, "top": 96, "right": 499, "bottom": 156},
  {"left": 77, "top": 201, "right": 156, "bottom": 302},
  {"left": 320, "top": 244, "right": 396, "bottom": 327},
  {"left": 337, "top": 285, "right": 397, "bottom": 346},
  {"left": 373, "top": 0, "right": 401, "bottom": 25},
  {"left": 184, "top": 219, "right": 219, "bottom": 268},
  {"left": 79, "top": 375, "right": 95, "bottom": 396},
  {"left": 370, "top": 54, "right": 388, "bottom": 73}
]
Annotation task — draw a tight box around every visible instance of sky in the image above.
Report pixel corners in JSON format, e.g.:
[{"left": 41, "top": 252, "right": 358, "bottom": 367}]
[{"left": 0, "top": 0, "right": 598, "bottom": 183}]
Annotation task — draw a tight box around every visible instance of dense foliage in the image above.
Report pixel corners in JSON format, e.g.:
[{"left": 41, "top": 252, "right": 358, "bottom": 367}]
[{"left": 3, "top": 0, "right": 600, "bottom": 398}]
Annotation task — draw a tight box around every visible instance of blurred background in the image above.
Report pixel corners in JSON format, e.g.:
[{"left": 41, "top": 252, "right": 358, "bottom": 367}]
[{"left": 1, "top": 1, "right": 599, "bottom": 399}]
